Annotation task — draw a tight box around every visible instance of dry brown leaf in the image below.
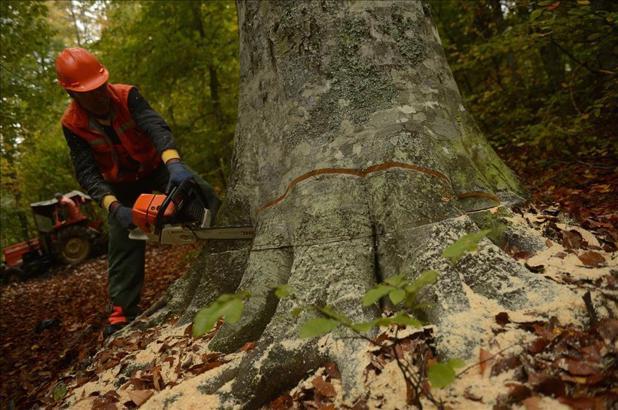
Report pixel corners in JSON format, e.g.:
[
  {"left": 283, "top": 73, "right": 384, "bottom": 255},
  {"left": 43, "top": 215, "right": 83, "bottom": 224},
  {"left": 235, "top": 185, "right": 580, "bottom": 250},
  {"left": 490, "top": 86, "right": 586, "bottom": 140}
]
[
  {"left": 490, "top": 356, "right": 521, "bottom": 377},
  {"left": 239, "top": 341, "right": 255, "bottom": 352},
  {"left": 324, "top": 362, "right": 341, "bottom": 380},
  {"left": 558, "top": 358, "right": 599, "bottom": 376},
  {"left": 577, "top": 251, "right": 606, "bottom": 267},
  {"left": 495, "top": 312, "right": 510, "bottom": 326},
  {"left": 479, "top": 348, "right": 493, "bottom": 376},
  {"left": 523, "top": 396, "right": 543, "bottom": 410},
  {"left": 527, "top": 337, "right": 550, "bottom": 354},
  {"left": 128, "top": 390, "right": 153, "bottom": 406},
  {"left": 270, "top": 394, "right": 293, "bottom": 410},
  {"left": 562, "top": 230, "right": 583, "bottom": 249},
  {"left": 312, "top": 376, "right": 336, "bottom": 398},
  {"left": 152, "top": 367, "right": 163, "bottom": 391}
]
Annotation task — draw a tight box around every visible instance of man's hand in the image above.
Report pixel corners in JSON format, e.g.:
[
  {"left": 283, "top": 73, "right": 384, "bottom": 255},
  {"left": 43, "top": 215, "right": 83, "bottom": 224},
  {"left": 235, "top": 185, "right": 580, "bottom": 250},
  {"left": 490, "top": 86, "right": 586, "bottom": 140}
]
[
  {"left": 166, "top": 159, "right": 193, "bottom": 193},
  {"left": 110, "top": 202, "right": 134, "bottom": 229}
]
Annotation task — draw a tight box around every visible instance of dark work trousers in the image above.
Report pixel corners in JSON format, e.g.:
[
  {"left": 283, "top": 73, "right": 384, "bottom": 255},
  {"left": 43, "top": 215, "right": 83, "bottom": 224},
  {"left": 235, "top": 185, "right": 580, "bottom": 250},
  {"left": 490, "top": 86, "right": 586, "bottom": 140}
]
[{"left": 107, "top": 165, "right": 216, "bottom": 320}]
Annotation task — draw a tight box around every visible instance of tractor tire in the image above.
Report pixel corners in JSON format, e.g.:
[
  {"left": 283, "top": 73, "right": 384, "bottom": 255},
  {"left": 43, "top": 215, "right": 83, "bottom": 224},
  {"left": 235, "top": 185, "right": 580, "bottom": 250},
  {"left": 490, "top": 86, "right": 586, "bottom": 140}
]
[
  {"left": 4, "top": 267, "right": 25, "bottom": 284},
  {"left": 56, "top": 225, "right": 91, "bottom": 265}
]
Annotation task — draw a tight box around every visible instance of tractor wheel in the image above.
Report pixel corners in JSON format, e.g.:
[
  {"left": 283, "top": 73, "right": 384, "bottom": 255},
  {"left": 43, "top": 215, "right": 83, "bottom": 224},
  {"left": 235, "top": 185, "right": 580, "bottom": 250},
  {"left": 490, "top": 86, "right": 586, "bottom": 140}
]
[
  {"left": 56, "top": 225, "right": 91, "bottom": 265},
  {"left": 4, "top": 267, "right": 25, "bottom": 283}
]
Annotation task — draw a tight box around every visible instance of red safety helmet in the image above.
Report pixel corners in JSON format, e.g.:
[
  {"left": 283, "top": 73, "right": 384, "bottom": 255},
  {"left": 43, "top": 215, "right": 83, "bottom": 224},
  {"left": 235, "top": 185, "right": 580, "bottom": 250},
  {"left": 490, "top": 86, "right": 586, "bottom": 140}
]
[{"left": 55, "top": 48, "right": 109, "bottom": 92}]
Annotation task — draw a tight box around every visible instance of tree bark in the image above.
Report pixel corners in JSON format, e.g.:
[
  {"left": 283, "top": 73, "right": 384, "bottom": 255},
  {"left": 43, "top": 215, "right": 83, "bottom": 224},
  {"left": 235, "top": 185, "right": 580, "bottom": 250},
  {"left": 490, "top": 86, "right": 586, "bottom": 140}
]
[{"left": 151, "top": 1, "right": 563, "bottom": 407}]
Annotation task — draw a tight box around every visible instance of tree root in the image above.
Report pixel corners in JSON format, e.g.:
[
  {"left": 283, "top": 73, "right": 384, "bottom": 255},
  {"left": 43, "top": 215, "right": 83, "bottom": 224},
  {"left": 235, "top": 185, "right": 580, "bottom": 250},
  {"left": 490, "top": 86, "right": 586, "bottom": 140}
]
[{"left": 136, "top": 174, "right": 571, "bottom": 407}]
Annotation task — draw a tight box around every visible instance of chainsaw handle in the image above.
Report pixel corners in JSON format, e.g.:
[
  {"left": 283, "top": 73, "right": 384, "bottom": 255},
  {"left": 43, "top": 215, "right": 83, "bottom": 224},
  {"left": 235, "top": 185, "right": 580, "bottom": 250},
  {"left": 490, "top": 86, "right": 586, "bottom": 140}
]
[
  {"left": 155, "top": 185, "right": 177, "bottom": 234},
  {"left": 154, "top": 178, "right": 206, "bottom": 234}
]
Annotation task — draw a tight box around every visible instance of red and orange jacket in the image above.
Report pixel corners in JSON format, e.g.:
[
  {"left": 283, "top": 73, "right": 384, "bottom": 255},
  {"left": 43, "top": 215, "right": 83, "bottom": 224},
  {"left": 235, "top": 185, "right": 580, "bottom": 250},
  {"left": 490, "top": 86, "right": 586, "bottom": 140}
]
[{"left": 62, "top": 84, "right": 177, "bottom": 205}]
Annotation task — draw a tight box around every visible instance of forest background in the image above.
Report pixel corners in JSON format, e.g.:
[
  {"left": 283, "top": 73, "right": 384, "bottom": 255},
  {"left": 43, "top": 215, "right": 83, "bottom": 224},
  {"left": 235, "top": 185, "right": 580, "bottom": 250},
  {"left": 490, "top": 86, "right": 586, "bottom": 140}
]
[{"left": 1, "top": 0, "right": 616, "bottom": 249}]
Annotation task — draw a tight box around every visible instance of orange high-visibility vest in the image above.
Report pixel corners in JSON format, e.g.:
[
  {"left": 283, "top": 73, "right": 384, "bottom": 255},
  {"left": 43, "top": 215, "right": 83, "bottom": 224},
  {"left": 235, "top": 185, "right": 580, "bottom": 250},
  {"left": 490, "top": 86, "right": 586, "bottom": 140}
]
[{"left": 61, "top": 83, "right": 161, "bottom": 182}]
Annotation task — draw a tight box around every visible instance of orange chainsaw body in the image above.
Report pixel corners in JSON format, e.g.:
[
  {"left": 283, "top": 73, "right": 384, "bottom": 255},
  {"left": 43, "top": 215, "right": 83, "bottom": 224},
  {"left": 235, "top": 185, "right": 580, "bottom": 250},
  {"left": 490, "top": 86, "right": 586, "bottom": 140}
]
[{"left": 132, "top": 193, "right": 176, "bottom": 233}]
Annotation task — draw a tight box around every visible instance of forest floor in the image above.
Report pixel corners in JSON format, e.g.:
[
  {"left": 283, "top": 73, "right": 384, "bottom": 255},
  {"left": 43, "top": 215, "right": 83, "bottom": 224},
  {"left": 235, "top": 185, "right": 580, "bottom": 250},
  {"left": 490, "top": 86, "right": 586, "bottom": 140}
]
[{"left": 0, "top": 155, "right": 616, "bottom": 409}]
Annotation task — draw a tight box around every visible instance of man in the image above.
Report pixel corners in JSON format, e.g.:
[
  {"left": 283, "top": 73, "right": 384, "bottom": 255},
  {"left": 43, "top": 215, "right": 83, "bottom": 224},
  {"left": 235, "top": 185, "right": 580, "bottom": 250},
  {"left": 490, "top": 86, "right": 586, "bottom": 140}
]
[
  {"left": 55, "top": 47, "right": 220, "bottom": 335},
  {"left": 54, "top": 192, "right": 85, "bottom": 224}
]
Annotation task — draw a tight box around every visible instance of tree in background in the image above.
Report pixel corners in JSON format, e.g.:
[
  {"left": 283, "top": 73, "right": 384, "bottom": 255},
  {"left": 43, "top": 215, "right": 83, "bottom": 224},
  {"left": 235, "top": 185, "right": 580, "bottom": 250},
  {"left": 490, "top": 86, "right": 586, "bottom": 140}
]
[
  {"left": 0, "top": 0, "right": 239, "bottom": 248},
  {"left": 96, "top": 0, "right": 239, "bottom": 190},
  {"left": 430, "top": 0, "right": 617, "bottom": 162},
  {"left": 0, "top": 1, "right": 73, "bottom": 247}
]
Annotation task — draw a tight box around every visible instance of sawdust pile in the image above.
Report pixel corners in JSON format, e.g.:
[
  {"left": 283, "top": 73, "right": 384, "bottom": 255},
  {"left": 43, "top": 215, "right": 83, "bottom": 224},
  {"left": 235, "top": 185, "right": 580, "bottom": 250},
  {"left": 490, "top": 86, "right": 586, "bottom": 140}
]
[{"left": 47, "top": 206, "right": 618, "bottom": 408}]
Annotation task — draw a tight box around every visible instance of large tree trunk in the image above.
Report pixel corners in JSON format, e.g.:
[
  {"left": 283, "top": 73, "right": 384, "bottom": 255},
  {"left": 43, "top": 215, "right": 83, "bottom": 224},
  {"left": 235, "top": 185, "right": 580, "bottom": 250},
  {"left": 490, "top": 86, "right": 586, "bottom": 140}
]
[{"left": 150, "top": 1, "right": 564, "bottom": 407}]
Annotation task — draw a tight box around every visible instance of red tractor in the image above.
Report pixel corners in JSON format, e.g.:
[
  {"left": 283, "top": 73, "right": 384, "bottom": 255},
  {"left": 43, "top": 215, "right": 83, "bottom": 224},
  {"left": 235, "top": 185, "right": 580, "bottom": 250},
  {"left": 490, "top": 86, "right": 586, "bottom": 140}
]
[{"left": 1, "top": 191, "right": 105, "bottom": 282}]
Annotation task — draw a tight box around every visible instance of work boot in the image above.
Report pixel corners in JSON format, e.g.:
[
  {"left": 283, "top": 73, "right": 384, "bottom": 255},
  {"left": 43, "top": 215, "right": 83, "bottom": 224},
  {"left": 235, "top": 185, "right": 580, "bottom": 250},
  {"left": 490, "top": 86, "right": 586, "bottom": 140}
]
[
  {"left": 103, "top": 305, "right": 133, "bottom": 338},
  {"left": 103, "top": 323, "right": 126, "bottom": 338}
]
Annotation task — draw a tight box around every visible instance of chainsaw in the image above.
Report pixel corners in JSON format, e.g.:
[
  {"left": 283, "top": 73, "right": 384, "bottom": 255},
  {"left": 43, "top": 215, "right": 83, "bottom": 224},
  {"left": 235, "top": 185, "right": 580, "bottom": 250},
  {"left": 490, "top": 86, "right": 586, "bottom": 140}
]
[{"left": 128, "top": 179, "right": 254, "bottom": 245}]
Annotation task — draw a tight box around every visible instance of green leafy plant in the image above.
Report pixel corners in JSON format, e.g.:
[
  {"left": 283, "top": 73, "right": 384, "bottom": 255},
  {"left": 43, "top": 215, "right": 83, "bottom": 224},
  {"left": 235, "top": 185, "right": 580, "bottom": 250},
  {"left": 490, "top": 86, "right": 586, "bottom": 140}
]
[
  {"left": 52, "top": 381, "right": 67, "bottom": 402},
  {"left": 282, "top": 269, "right": 463, "bottom": 408},
  {"left": 427, "top": 359, "right": 466, "bottom": 388},
  {"left": 192, "top": 291, "right": 250, "bottom": 338},
  {"left": 442, "top": 229, "right": 490, "bottom": 263}
]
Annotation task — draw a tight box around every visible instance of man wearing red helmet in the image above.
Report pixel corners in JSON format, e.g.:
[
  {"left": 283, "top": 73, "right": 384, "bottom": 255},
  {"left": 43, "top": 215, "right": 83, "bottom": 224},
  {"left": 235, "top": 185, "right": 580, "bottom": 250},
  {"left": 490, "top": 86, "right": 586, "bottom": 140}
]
[{"left": 55, "top": 48, "right": 220, "bottom": 336}]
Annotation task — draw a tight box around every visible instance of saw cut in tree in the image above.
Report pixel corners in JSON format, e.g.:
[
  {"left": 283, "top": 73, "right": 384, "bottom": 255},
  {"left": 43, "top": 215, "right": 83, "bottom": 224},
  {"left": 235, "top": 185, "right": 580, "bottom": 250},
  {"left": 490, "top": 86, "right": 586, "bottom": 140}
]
[{"left": 126, "top": 1, "right": 596, "bottom": 407}]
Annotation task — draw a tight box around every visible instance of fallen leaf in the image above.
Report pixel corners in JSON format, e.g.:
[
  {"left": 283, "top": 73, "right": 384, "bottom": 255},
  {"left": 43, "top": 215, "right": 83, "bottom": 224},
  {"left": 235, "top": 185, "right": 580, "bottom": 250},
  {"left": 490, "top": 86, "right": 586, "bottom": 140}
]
[
  {"left": 270, "top": 395, "right": 293, "bottom": 410},
  {"left": 558, "top": 358, "right": 599, "bottom": 376},
  {"left": 495, "top": 312, "right": 510, "bottom": 326},
  {"left": 312, "top": 376, "right": 336, "bottom": 398},
  {"left": 577, "top": 251, "right": 606, "bottom": 267},
  {"left": 92, "top": 390, "right": 120, "bottom": 410},
  {"left": 324, "top": 362, "right": 341, "bottom": 380},
  {"left": 527, "top": 338, "right": 550, "bottom": 354},
  {"left": 527, "top": 374, "right": 565, "bottom": 397},
  {"left": 505, "top": 383, "right": 532, "bottom": 403},
  {"left": 152, "top": 367, "right": 163, "bottom": 391},
  {"left": 546, "top": 1, "right": 560, "bottom": 10},
  {"left": 479, "top": 348, "right": 493, "bottom": 376},
  {"left": 523, "top": 396, "right": 543, "bottom": 410},
  {"left": 491, "top": 356, "right": 521, "bottom": 377},
  {"left": 187, "top": 360, "right": 225, "bottom": 375},
  {"left": 562, "top": 230, "right": 583, "bottom": 249},
  {"left": 525, "top": 263, "right": 545, "bottom": 273},
  {"left": 128, "top": 390, "right": 153, "bottom": 406},
  {"left": 558, "top": 396, "right": 606, "bottom": 409},
  {"left": 596, "top": 318, "right": 618, "bottom": 343},
  {"left": 239, "top": 341, "right": 255, "bottom": 352}
]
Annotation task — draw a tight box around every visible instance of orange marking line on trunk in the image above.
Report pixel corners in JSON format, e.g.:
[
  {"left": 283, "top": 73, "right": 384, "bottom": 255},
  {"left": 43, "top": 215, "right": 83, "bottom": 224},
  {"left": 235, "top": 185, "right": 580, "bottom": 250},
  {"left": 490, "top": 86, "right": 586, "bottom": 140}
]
[
  {"left": 256, "top": 161, "right": 501, "bottom": 214},
  {"left": 256, "top": 161, "right": 454, "bottom": 213}
]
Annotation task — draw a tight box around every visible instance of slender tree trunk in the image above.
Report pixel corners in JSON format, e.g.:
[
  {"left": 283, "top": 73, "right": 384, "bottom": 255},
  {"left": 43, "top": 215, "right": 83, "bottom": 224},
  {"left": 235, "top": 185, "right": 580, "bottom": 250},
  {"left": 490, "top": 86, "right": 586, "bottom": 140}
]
[{"left": 150, "top": 1, "right": 565, "bottom": 407}]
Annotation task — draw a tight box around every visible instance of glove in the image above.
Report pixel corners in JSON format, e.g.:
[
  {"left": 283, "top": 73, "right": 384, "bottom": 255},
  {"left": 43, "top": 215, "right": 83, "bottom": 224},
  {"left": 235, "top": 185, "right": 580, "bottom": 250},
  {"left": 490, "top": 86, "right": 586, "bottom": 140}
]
[
  {"left": 166, "top": 160, "right": 193, "bottom": 193},
  {"left": 110, "top": 202, "right": 134, "bottom": 229}
]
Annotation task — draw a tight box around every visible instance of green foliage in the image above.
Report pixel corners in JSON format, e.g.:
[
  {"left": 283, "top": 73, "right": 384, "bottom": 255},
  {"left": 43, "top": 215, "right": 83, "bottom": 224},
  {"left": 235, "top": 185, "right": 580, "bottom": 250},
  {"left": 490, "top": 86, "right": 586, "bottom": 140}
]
[
  {"left": 52, "top": 382, "right": 67, "bottom": 401},
  {"left": 363, "top": 271, "right": 439, "bottom": 310},
  {"left": 427, "top": 359, "right": 466, "bottom": 388},
  {"left": 274, "top": 284, "right": 292, "bottom": 299},
  {"left": 442, "top": 229, "right": 491, "bottom": 263},
  {"left": 430, "top": 0, "right": 618, "bottom": 162},
  {"left": 0, "top": 1, "right": 239, "bottom": 250},
  {"left": 192, "top": 292, "right": 249, "bottom": 338},
  {"left": 362, "top": 285, "right": 394, "bottom": 306},
  {"left": 299, "top": 318, "right": 340, "bottom": 338},
  {"left": 0, "top": 1, "right": 72, "bottom": 248},
  {"left": 298, "top": 271, "right": 437, "bottom": 340},
  {"left": 96, "top": 1, "right": 239, "bottom": 190}
]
